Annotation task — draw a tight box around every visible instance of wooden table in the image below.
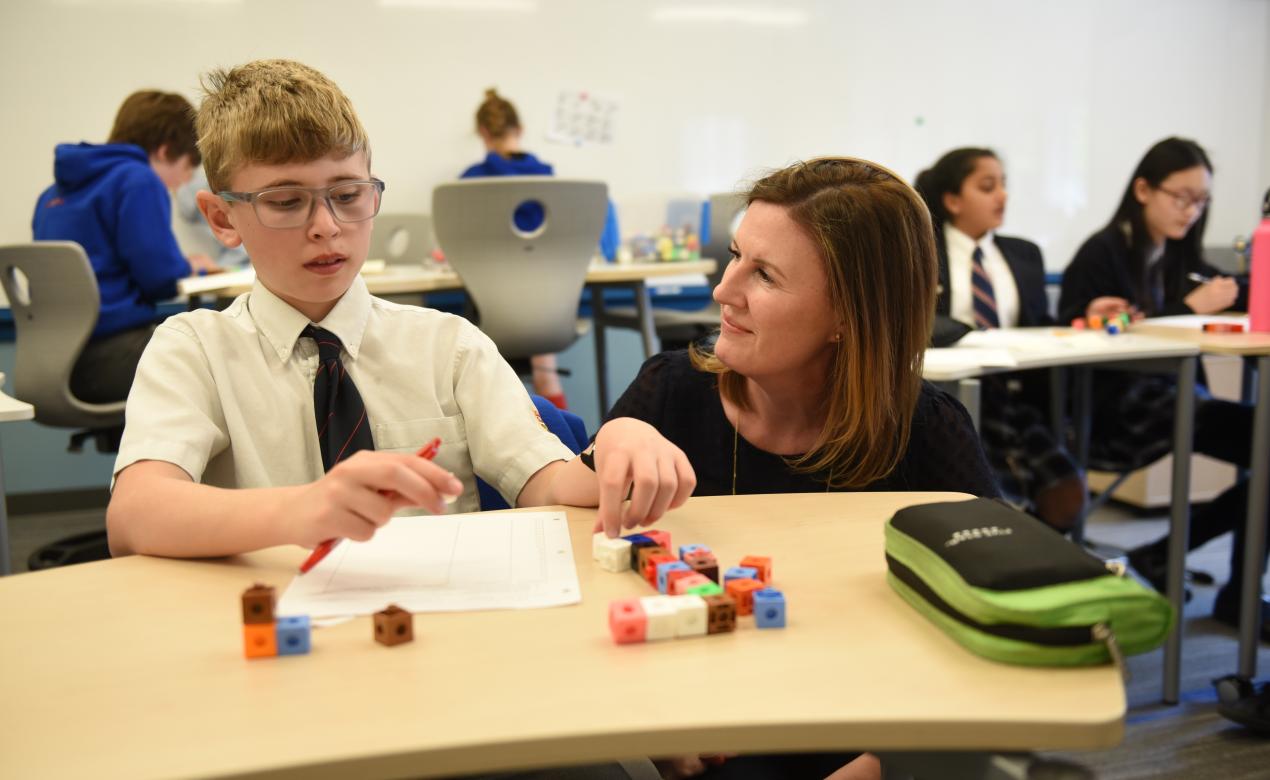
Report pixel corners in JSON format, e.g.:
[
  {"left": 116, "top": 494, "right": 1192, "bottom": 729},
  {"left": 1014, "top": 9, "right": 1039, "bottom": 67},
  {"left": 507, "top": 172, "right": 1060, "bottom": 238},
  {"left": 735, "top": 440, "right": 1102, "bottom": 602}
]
[
  {"left": 0, "top": 372, "right": 34, "bottom": 576},
  {"left": 0, "top": 493, "right": 1124, "bottom": 779},
  {"left": 1135, "top": 319, "right": 1270, "bottom": 680}
]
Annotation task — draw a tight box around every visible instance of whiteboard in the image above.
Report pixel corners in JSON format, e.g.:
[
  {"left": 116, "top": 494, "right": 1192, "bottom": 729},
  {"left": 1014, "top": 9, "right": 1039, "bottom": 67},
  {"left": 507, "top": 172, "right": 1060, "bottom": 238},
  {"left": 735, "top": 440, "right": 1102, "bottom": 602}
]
[{"left": 2, "top": 0, "right": 1267, "bottom": 273}]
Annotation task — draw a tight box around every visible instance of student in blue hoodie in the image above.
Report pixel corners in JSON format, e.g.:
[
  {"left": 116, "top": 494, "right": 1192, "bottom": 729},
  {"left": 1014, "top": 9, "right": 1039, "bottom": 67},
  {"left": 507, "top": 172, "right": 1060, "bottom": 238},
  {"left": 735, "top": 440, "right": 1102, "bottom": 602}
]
[
  {"left": 460, "top": 88, "right": 621, "bottom": 410},
  {"left": 33, "top": 90, "right": 221, "bottom": 404}
]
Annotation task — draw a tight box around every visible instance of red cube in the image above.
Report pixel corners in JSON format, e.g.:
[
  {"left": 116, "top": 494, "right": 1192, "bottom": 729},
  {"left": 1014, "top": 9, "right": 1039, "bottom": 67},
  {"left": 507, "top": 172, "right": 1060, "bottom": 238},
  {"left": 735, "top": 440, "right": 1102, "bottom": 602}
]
[{"left": 609, "top": 598, "right": 647, "bottom": 644}]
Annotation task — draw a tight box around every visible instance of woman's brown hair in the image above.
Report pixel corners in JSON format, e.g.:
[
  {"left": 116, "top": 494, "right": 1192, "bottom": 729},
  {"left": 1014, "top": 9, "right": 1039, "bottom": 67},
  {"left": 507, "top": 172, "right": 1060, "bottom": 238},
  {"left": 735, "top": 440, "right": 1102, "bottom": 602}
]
[
  {"left": 692, "top": 157, "right": 938, "bottom": 488},
  {"left": 475, "top": 88, "right": 520, "bottom": 139}
]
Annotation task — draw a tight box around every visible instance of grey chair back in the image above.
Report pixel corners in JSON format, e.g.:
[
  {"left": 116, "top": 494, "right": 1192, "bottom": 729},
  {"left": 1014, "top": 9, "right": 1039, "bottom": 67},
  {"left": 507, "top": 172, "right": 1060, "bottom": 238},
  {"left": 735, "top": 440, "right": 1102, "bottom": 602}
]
[
  {"left": 369, "top": 213, "right": 437, "bottom": 266},
  {"left": 432, "top": 177, "right": 607, "bottom": 358},
  {"left": 702, "top": 192, "right": 747, "bottom": 288},
  {"left": 0, "top": 242, "right": 126, "bottom": 428}
]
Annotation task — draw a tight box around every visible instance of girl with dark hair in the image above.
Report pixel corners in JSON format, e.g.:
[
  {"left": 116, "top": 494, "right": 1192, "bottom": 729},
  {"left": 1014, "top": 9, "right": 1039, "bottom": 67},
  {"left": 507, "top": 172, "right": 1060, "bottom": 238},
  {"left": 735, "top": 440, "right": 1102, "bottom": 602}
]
[
  {"left": 1059, "top": 137, "right": 1266, "bottom": 639},
  {"left": 914, "top": 148, "right": 1086, "bottom": 533}
]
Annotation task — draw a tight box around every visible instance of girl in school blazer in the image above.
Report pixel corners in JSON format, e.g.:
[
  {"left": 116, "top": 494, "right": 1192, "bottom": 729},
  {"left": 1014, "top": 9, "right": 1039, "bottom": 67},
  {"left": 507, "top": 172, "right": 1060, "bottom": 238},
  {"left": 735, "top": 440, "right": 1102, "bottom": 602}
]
[
  {"left": 916, "top": 147, "right": 1086, "bottom": 533},
  {"left": 1059, "top": 137, "right": 1265, "bottom": 636}
]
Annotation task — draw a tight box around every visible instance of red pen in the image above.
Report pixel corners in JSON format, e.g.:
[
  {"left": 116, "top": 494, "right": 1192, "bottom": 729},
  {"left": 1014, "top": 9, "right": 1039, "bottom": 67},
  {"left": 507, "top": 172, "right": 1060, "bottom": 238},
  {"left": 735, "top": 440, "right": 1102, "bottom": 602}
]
[{"left": 298, "top": 437, "right": 443, "bottom": 574}]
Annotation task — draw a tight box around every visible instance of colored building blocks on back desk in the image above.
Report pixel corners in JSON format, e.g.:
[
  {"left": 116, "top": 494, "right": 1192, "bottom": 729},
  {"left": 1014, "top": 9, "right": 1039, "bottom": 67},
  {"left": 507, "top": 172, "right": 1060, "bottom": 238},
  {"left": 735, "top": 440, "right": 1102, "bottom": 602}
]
[{"left": 373, "top": 604, "right": 414, "bottom": 646}]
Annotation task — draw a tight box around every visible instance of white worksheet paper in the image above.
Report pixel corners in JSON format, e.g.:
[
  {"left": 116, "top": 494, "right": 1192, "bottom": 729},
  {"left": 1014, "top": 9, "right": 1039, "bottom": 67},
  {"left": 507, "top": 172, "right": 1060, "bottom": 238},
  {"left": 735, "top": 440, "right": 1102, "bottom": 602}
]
[{"left": 277, "top": 511, "right": 581, "bottom": 618}]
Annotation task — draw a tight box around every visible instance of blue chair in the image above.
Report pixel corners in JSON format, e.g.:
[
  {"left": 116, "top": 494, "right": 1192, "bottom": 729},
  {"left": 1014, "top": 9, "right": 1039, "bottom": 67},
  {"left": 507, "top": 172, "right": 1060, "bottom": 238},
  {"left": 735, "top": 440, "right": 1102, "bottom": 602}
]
[{"left": 477, "top": 394, "right": 589, "bottom": 511}]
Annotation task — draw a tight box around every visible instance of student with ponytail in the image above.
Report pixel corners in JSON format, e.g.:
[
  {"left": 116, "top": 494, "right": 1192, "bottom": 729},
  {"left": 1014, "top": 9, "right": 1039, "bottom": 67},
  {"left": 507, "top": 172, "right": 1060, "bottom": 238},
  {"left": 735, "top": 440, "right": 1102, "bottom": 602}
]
[{"left": 915, "top": 147, "right": 1086, "bottom": 533}]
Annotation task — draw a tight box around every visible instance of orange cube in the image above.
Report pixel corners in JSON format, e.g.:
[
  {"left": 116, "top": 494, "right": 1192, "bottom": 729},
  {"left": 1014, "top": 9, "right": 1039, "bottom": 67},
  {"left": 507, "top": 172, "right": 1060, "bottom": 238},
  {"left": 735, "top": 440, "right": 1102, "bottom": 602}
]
[
  {"left": 725, "top": 578, "right": 765, "bottom": 616},
  {"left": 739, "top": 555, "right": 773, "bottom": 584},
  {"left": 243, "top": 623, "right": 277, "bottom": 659},
  {"left": 643, "top": 553, "right": 677, "bottom": 587}
]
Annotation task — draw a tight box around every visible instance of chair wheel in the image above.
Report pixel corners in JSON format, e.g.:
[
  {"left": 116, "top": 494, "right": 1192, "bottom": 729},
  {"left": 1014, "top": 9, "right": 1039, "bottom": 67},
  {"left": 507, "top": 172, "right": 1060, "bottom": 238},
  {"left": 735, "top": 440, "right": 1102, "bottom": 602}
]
[{"left": 1213, "top": 674, "right": 1255, "bottom": 704}]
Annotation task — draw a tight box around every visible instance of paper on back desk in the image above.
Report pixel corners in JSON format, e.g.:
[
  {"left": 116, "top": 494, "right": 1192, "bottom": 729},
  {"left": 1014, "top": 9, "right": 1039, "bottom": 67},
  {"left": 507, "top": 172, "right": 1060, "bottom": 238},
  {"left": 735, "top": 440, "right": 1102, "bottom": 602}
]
[{"left": 277, "top": 511, "right": 581, "bottom": 618}]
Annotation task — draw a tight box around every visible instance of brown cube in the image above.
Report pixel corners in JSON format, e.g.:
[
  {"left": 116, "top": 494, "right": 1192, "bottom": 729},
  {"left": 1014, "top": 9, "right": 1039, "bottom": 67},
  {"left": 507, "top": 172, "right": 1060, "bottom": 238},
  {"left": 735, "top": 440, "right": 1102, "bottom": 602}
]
[
  {"left": 373, "top": 604, "right": 414, "bottom": 646},
  {"left": 687, "top": 557, "right": 720, "bottom": 583},
  {"left": 241, "top": 583, "right": 276, "bottom": 625},
  {"left": 636, "top": 545, "right": 670, "bottom": 574},
  {"left": 628, "top": 538, "right": 658, "bottom": 570},
  {"left": 703, "top": 594, "right": 737, "bottom": 634}
]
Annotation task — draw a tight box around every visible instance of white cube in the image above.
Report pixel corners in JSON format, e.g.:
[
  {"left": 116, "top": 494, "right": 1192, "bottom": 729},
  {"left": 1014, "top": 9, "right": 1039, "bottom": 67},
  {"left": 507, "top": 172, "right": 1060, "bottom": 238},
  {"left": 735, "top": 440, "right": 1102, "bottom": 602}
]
[
  {"left": 640, "top": 596, "right": 679, "bottom": 641},
  {"left": 671, "top": 595, "right": 708, "bottom": 637},
  {"left": 592, "top": 534, "right": 632, "bottom": 572}
]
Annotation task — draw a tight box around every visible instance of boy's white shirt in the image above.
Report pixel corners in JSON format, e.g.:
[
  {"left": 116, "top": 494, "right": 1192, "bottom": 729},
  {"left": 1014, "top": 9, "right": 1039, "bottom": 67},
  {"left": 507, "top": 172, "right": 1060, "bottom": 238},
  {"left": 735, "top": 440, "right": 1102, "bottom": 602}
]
[{"left": 114, "top": 276, "right": 573, "bottom": 512}]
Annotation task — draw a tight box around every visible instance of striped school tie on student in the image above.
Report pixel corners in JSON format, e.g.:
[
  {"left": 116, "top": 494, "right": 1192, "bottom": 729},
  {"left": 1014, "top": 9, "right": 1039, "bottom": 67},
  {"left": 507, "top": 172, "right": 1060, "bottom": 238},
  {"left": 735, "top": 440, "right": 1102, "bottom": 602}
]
[
  {"left": 305, "top": 325, "right": 375, "bottom": 471},
  {"left": 971, "top": 246, "right": 1000, "bottom": 330}
]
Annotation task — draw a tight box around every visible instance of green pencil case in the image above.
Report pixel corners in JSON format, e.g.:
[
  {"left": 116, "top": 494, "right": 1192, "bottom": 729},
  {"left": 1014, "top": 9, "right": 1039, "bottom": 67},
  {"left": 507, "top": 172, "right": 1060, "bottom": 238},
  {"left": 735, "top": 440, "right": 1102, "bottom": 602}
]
[{"left": 884, "top": 498, "right": 1174, "bottom": 667}]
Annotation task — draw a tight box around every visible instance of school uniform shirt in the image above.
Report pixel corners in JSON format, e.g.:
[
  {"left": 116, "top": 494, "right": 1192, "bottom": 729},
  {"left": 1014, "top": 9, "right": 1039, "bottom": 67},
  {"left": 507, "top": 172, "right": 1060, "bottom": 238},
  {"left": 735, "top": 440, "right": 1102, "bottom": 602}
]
[
  {"left": 114, "top": 276, "right": 574, "bottom": 512},
  {"left": 32, "top": 143, "right": 192, "bottom": 339},
  {"left": 942, "top": 225, "right": 1021, "bottom": 328}
]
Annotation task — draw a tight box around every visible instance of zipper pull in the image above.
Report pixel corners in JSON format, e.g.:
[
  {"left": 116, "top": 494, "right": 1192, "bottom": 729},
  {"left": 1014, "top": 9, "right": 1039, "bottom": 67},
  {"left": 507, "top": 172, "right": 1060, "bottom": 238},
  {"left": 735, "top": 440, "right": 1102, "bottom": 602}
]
[{"left": 1093, "top": 622, "right": 1129, "bottom": 681}]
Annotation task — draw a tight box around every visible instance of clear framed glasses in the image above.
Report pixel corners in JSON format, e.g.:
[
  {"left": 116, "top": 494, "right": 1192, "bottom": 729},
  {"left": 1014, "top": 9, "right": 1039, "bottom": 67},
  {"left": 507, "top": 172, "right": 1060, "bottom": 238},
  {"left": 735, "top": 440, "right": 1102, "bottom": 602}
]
[
  {"left": 1154, "top": 184, "right": 1210, "bottom": 212},
  {"left": 218, "top": 179, "right": 386, "bottom": 229}
]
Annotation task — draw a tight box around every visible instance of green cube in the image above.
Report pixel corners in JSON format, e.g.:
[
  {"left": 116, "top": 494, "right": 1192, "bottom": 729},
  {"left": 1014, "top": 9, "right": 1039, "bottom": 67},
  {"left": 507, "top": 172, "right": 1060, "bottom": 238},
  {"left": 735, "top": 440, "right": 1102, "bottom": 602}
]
[{"left": 687, "top": 582, "right": 724, "bottom": 597}]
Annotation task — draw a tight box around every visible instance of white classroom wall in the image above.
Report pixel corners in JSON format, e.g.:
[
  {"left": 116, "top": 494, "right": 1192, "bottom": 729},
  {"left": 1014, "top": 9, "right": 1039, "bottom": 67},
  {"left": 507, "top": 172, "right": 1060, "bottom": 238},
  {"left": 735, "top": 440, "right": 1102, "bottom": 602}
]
[{"left": 0, "top": 0, "right": 1267, "bottom": 273}]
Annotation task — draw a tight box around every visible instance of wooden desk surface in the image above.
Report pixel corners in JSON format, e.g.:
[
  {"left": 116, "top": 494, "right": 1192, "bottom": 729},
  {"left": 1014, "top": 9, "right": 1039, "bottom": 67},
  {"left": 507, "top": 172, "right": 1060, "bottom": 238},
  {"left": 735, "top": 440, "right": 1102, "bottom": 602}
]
[
  {"left": 1133, "top": 321, "right": 1270, "bottom": 356},
  {"left": 0, "top": 493, "right": 1124, "bottom": 780},
  {"left": 178, "top": 260, "right": 717, "bottom": 300}
]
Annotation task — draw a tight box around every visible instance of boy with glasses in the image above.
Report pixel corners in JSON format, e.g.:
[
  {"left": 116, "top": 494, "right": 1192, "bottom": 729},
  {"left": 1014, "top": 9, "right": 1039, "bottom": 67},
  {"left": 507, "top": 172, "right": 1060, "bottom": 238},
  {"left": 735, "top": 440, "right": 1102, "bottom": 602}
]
[{"left": 107, "top": 60, "right": 694, "bottom": 558}]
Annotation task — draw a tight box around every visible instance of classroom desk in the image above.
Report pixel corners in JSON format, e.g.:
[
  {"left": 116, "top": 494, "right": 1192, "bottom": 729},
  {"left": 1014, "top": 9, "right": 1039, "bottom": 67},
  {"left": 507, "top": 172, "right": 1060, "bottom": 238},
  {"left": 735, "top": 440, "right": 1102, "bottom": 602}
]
[
  {"left": 923, "top": 329, "right": 1201, "bottom": 703},
  {"left": 0, "top": 493, "right": 1124, "bottom": 780},
  {"left": 179, "top": 260, "right": 716, "bottom": 416},
  {"left": 0, "top": 372, "right": 34, "bottom": 576},
  {"left": 1134, "top": 319, "right": 1270, "bottom": 681}
]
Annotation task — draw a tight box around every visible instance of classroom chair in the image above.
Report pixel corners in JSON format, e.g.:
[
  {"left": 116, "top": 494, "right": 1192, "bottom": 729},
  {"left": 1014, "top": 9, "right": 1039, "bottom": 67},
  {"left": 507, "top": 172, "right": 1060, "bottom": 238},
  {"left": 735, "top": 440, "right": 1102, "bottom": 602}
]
[
  {"left": 596, "top": 192, "right": 746, "bottom": 351},
  {"left": 431, "top": 176, "right": 607, "bottom": 373},
  {"left": 368, "top": 212, "right": 437, "bottom": 266},
  {"left": 0, "top": 242, "right": 125, "bottom": 569}
]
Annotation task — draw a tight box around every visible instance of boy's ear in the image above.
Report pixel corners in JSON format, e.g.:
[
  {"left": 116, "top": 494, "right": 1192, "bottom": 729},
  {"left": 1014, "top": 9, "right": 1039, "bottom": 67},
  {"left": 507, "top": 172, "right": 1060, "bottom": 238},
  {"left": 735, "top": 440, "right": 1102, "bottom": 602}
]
[{"left": 195, "top": 190, "right": 244, "bottom": 249}]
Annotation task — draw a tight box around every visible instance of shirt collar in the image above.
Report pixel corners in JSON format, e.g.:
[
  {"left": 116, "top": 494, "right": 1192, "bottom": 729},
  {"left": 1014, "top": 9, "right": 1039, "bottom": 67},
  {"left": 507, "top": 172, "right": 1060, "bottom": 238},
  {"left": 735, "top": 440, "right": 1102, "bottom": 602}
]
[
  {"left": 248, "top": 275, "right": 372, "bottom": 363},
  {"left": 944, "top": 223, "right": 995, "bottom": 255}
]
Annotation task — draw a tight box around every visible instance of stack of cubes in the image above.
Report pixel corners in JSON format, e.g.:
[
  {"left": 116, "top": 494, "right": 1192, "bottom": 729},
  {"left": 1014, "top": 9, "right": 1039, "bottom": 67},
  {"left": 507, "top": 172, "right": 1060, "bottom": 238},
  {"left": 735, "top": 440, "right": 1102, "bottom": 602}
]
[
  {"left": 241, "top": 583, "right": 311, "bottom": 659},
  {"left": 593, "top": 532, "right": 787, "bottom": 645},
  {"left": 1071, "top": 311, "right": 1132, "bottom": 335}
]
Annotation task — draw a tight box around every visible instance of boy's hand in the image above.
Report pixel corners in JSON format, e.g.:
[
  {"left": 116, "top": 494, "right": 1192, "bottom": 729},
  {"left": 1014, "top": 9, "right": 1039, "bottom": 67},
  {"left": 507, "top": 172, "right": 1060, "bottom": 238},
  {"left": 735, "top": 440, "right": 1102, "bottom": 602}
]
[
  {"left": 1184, "top": 276, "right": 1239, "bottom": 314},
  {"left": 591, "top": 418, "right": 696, "bottom": 538},
  {"left": 288, "top": 450, "right": 463, "bottom": 548}
]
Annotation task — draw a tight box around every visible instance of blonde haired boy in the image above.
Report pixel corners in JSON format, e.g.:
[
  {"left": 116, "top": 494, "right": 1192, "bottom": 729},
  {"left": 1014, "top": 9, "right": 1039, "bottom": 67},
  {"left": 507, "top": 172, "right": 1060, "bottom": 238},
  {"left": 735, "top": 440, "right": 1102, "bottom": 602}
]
[{"left": 108, "top": 60, "right": 692, "bottom": 556}]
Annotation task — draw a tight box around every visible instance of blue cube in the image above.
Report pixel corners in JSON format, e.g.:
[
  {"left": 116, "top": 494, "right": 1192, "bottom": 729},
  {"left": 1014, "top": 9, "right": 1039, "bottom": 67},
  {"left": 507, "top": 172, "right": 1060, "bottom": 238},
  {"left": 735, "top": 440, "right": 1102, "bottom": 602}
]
[
  {"left": 276, "top": 615, "right": 311, "bottom": 655},
  {"left": 724, "top": 566, "right": 759, "bottom": 584},
  {"left": 679, "top": 544, "right": 711, "bottom": 560},
  {"left": 656, "top": 561, "right": 692, "bottom": 593},
  {"left": 753, "top": 588, "right": 786, "bottom": 629}
]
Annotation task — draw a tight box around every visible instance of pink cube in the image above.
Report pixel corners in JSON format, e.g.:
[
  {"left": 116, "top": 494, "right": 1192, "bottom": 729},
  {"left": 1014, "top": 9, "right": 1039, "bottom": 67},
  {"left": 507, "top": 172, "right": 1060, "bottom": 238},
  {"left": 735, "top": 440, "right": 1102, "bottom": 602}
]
[
  {"left": 609, "top": 598, "right": 647, "bottom": 644},
  {"left": 671, "top": 573, "right": 712, "bottom": 595},
  {"left": 643, "top": 530, "right": 672, "bottom": 554}
]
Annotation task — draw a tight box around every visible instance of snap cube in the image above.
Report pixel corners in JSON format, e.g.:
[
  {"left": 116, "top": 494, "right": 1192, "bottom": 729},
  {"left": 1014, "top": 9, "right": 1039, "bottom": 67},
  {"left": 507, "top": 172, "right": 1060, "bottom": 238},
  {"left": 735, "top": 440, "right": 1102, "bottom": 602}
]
[
  {"left": 725, "top": 578, "right": 765, "bottom": 616},
  {"left": 639, "top": 596, "right": 679, "bottom": 641},
  {"left": 592, "top": 534, "right": 633, "bottom": 572},
  {"left": 241, "top": 583, "right": 276, "bottom": 625},
  {"left": 739, "top": 555, "right": 772, "bottom": 584},
  {"left": 671, "top": 573, "right": 712, "bottom": 595},
  {"left": 242, "top": 623, "right": 277, "bottom": 659},
  {"left": 276, "top": 615, "right": 312, "bottom": 655},
  {"left": 608, "top": 598, "right": 647, "bottom": 644},
  {"left": 671, "top": 595, "right": 708, "bottom": 637},
  {"left": 643, "top": 530, "right": 672, "bottom": 553},
  {"left": 723, "top": 566, "right": 759, "bottom": 585},
  {"left": 373, "top": 604, "right": 414, "bottom": 646},
  {"left": 752, "top": 588, "right": 786, "bottom": 629},
  {"left": 679, "top": 544, "right": 710, "bottom": 560},
  {"left": 687, "top": 581, "right": 725, "bottom": 597},
  {"left": 657, "top": 561, "right": 692, "bottom": 593},
  {"left": 703, "top": 593, "right": 737, "bottom": 634}
]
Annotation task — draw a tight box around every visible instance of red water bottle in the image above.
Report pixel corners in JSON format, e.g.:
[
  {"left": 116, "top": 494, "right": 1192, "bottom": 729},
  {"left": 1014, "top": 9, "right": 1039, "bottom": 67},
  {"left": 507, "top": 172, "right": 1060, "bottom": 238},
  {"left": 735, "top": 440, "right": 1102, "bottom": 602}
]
[{"left": 1250, "top": 188, "right": 1270, "bottom": 332}]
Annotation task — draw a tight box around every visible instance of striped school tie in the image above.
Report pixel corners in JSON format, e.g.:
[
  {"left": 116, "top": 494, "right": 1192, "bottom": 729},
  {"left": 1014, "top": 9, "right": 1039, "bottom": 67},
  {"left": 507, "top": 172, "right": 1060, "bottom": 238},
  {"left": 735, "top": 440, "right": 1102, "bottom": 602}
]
[
  {"left": 971, "top": 246, "right": 1000, "bottom": 330},
  {"left": 305, "top": 326, "right": 375, "bottom": 471}
]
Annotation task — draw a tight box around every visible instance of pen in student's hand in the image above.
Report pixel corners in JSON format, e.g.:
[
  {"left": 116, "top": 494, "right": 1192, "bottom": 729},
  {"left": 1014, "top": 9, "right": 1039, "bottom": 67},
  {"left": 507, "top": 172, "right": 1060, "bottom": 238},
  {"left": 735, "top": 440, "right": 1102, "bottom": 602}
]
[
  {"left": 1188, "top": 272, "right": 1213, "bottom": 283},
  {"left": 298, "top": 437, "right": 442, "bottom": 575}
]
